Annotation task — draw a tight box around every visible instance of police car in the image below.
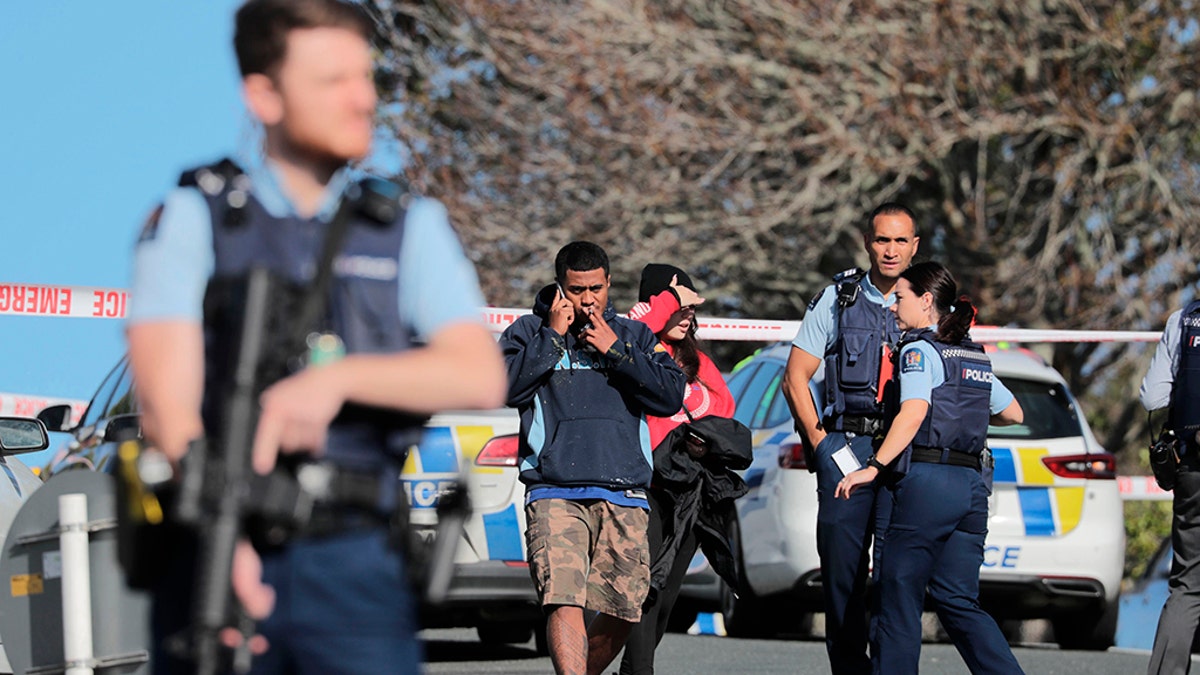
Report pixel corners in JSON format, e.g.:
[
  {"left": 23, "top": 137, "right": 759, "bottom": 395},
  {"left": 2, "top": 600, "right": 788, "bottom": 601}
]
[
  {"left": 723, "top": 342, "right": 1123, "bottom": 649},
  {"left": 0, "top": 417, "right": 50, "bottom": 673},
  {"left": 403, "top": 408, "right": 544, "bottom": 648},
  {"left": 37, "top": 358, "right": 544, "bottom": 650}
]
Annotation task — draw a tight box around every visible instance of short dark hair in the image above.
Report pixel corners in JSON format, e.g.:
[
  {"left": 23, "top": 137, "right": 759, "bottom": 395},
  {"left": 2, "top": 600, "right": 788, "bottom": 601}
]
[
  {"left": 555, "top": 241, "right": 610, "bottom": 282},
  {"left": 234, "top": 0, "right": 374, "bottom": 77},
  {"left": 865, "top": 201, "right": 917, "bottom": 234}
]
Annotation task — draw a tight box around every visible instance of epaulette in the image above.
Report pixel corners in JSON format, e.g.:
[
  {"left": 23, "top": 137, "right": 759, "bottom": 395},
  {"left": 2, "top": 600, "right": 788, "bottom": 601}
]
[
  {"left": 178, "top": 157, "right": 252, "bottom": 227},
  {"left": 347, "top": 176, "right": 404, "bottom": 227},
  {"left": 832, "top": 267, "right": 865, "bottom": 307}
]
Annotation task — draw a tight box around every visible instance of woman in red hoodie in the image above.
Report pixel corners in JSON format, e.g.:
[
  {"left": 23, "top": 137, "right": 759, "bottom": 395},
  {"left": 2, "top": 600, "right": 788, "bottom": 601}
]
[{"left": 620, "top": 263, "right": 736, "bottom": 675}]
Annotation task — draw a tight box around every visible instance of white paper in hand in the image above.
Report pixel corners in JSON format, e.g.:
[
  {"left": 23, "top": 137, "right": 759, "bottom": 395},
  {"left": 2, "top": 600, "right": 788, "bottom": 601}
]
[{"left": 832, "top": 445, "right": 862, "bottom": 477}]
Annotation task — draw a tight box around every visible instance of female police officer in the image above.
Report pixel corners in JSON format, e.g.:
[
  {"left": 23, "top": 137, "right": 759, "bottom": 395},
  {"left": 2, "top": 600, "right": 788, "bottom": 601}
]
[{"left": 835, "top": 261, "right": 1024, "bottom": 674}]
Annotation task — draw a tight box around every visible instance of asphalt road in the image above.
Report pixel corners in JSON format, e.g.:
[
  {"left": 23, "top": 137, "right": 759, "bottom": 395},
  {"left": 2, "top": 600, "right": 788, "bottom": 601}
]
[{"left": 421, "top": 627, "right": 1159, "bottom": 674}]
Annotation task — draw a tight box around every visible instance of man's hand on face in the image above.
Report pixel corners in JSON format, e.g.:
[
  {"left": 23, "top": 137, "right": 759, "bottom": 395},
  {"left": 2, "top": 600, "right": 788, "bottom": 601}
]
[
  {"left": 549, "top": 287, "right": 574, "bottom": 336},
  {"left": 579, "top": 307, "right": 619, "bottom": 354}
]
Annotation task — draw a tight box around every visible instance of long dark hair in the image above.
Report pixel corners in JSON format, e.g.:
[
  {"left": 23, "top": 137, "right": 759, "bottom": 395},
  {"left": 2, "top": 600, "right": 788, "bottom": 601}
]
[
  {"left": 667, "top": 324, "right": 702, "bottom": 383},
  {"left": 900, "top": 261, "right": 976, "bottom": 344}
]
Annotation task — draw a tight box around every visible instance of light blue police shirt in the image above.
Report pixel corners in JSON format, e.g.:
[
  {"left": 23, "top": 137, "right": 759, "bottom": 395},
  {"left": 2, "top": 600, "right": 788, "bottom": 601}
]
[
  {"left": 128, "top": 160, "right": 486, "bottom": 339},
  {"left": 792, "top": 274, "right": 895, "bottom": 359},
  {"left": 898, "top": 337, "right": 1015, "bottom": 414},
  {"left": 1140, "top": 309, "right": 1181, "bottom": 412}
]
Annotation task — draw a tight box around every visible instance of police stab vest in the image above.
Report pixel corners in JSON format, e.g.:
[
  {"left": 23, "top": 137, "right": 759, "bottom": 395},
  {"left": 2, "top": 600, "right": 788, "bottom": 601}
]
[
  {"left": 1170, "top": 300, "right": 1200, "bottom": 446},
  {"left": 899, "top": 329, "right": 993, "bottom": 456},
  {"left": 186, "top": 159, "right": 425, "bottom": 468},
  {"left": 822, "top": 269, "right": 901, "bottom": 431}
]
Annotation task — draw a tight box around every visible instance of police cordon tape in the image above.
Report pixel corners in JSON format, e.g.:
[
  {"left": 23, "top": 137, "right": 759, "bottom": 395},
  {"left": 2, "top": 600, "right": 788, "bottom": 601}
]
[
  {"left": 484, "top": 308, "right": 1165, "bottom": 343},
  {"left": 1118, "top": 476, "right": 1173, "bottom": 502},
  {"left": 0, "top": 283, "right": 1165, "bottom": 344},
  {"left": 0, "top": 282, "right": 128, "bottom": 319},
  {"left": 0, "top": 393, "right": 86, "bottom": 426}
]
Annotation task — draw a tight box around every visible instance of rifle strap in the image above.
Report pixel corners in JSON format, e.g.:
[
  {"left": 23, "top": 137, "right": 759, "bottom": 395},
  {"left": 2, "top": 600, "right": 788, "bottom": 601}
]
[{"left": 290, "top": 186, "right": 361, "bottom": 346}]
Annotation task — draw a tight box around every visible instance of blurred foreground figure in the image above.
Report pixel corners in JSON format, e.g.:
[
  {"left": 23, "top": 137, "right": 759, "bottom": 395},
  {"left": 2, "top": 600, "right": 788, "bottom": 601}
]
[{"left": 126, "top": 1, "right": 504, "bottom": 673}]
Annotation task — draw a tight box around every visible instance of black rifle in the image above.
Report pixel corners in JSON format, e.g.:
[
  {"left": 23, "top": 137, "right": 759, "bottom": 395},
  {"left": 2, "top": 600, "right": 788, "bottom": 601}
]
[{"left": 174, "top": 267, "right": 275, "bottom": 675}]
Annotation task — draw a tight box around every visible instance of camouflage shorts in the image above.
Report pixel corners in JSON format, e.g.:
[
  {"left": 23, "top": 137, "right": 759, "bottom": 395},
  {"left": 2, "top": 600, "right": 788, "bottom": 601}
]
[{"left": 525, "top": 498, "right": 650, "bottom": 622}]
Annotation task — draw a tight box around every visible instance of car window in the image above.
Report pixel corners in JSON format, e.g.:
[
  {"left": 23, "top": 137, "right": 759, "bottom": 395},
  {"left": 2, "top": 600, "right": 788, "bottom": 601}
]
[
  {"left": 749, "top": 368, "right": 785, "bottom": 428},
  {"left": 734, "top": 362, "right": 781, "bottom": 428},
  {"left": 79, "top": 360, "right": 128, "bottom": 429},
  {"left": 988, "top": 377, "right": 1082, "bottom": 439},
  {"left": 762, "top": 381, "right": 793, "bottom": 429},
  {"left": 104, "top": 364, "right": 137, "bottom": 419},
  {"left": 725, "top": 363, "right": 759, "bottom": 402}
]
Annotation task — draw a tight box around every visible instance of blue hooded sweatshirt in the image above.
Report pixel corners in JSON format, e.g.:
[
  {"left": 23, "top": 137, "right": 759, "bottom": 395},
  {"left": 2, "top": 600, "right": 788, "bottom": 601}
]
[{"left": 500, "top": 284, "right": 687, "bottom": 490}]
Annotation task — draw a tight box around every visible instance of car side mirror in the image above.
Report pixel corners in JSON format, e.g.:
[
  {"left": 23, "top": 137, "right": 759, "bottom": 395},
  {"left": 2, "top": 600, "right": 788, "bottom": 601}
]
[
  {"left": 101, "top": 413, "right": 142, "bottom": 444},
  {"left": 36, "top": 404, "right": 74, "bottom": 432},
  {"left": 0, "top": 417, "right": 50, "bottom": 455}
]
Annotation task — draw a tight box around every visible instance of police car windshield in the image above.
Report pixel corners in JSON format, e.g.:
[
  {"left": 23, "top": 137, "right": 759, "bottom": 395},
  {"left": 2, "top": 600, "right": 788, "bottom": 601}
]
[{"left": 987, "top": 378, "right": 1081, "bottom": 440}]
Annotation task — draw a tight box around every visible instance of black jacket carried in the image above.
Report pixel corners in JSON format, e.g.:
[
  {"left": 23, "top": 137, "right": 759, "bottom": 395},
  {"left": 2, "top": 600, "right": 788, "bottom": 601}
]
[{"left": 648, "top": 415, "right": 752, "bottom": 602}]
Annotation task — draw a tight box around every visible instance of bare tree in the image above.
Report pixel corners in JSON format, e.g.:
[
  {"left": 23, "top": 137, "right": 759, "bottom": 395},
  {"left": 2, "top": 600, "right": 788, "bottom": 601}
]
[{"left": 363, "top": 0, "right": 1200, "bottom": 463}]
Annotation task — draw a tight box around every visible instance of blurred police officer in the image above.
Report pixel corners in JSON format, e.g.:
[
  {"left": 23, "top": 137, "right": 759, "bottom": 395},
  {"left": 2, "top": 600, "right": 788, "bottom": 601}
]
[
  {"left": 126, "top": 1, "right": 506, "bottom": 673},
  {"left": 782, "top": 202, "right": 918, "bottom": 674},
  {"left": 1141, "top": 301, "right": 1200, "bottom": 675}
]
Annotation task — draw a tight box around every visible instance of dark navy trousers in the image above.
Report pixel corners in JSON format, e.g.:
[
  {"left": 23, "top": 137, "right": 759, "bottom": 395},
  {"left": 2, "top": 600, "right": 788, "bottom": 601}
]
[
  {"left": 250, "top": 529, "right": 422, "bottom": 675},
  {"left": 152, "top": 527, "right": 420, "bottom": 675},
  {"left": 872, "top": 462, "right": 1023, "bottom": 675},
  {"left": 814, "top": 431, "right": 891, "bottom": 675},
  {"left": 1148, "top": 469, "right": 1200, "bottom": 674}
]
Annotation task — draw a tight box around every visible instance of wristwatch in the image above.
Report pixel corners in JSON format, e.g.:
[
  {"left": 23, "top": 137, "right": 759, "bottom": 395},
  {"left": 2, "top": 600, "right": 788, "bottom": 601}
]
[{"left": 866, "top": 455, "right": 887, "bottom": 472}]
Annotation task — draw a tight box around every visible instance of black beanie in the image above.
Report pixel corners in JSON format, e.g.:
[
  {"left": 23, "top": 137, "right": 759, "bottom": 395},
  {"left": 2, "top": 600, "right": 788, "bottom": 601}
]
[{"left": 638, "top": 263, "right": 696, "bottom": 303}]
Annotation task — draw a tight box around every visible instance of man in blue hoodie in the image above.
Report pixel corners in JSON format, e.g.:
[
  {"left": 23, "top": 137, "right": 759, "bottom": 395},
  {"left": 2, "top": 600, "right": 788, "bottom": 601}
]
[{"left": 500, "top": 241, "right": 687, "bottom": 675}]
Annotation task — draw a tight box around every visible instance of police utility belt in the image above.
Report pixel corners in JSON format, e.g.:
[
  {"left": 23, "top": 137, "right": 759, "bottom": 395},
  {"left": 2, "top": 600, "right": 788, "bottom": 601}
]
[
  {"left": 910, "top": 446, "right": 988, "bottom": 471},
  {"left": 837, "top": 415, "right": 884, "bottom": 436},
  {"left": 289, "top": 461, "right": 404, "bottom": 540}
]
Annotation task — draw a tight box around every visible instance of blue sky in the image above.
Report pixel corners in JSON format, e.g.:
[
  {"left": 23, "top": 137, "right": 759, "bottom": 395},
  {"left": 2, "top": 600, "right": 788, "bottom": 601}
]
[{"left": 1, "top": 2, "right": 244, "bottom": 404}]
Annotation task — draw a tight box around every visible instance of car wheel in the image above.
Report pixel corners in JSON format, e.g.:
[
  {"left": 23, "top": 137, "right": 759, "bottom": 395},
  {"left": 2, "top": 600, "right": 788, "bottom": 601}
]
[
  {"left": 720, "top": 517, "right": 773, "bottom": 638},
  {"left": 477, "top": 621, "right": 534, "bottom": 645},
  {"left": 1052, "top": 598, "right": 1118, "bottom": 651}
]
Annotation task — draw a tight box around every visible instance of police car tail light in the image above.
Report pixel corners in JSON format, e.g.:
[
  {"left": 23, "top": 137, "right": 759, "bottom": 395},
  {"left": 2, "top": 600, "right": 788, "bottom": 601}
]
[
  {"left": 778, "top": 443, "right": 808, "bottom": 470},
  {"left": 1040, "top": 453, "right": 1116, "bottom": 480},
  {"left": 476, "top": 434, "right": 520, "bottom": 467}
]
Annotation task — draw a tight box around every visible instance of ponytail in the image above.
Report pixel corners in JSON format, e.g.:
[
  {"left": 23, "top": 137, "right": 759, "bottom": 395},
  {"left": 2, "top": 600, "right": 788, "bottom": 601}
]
[{"left": 937, "top": 294, "right": 976, "bottom": 344}]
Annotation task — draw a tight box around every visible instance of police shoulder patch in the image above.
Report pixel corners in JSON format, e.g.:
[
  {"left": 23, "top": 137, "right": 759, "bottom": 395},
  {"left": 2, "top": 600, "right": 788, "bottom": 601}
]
[
  {"left": 901, "top": 348, "right": 925, "bottom": 373},
  {"left": 137, "top": 203, "right": 164, "bottom": 243},
  {"left": 807, "top": 288, "right": 826, "bottom": 312}
]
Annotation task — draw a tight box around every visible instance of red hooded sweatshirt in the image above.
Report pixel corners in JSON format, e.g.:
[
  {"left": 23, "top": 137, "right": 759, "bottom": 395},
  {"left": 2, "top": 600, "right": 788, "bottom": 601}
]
[{"left": 627, "top": 290, "right": 736, "bottom": 450}]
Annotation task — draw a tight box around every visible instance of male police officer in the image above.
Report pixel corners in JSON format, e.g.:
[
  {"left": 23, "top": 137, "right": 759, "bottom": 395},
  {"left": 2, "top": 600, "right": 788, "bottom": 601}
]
[
  {"left": 782, "top": 203, "right": 919, "bottom": 674},
  {"left": 1141, "top": 301, "right": 1200, "bottom": 675},
  {"left": 126, "top": 1, "right": 506, "bottom": 673}
]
